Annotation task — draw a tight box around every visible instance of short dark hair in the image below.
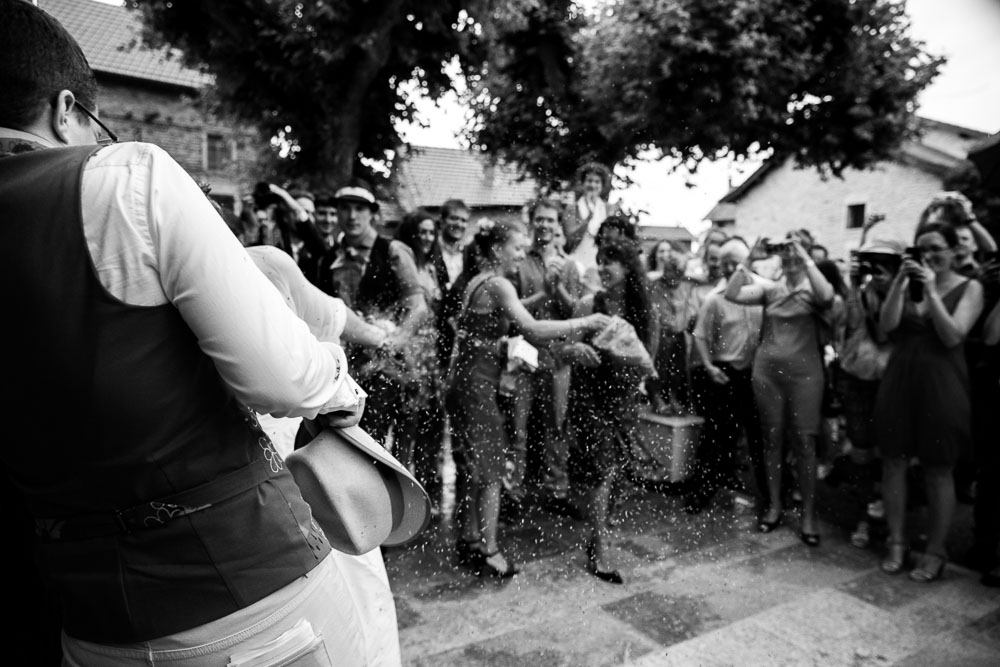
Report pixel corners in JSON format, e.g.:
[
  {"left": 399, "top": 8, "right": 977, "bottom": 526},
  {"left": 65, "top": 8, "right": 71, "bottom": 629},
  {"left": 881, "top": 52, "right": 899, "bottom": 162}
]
[
  {"left": 441, "top": 199, "right": 469, "bottom": 220},
  {"left": 597, "top": 214, "right": 638, "bottom": 249},
  {"left": 528, "top": 198, "right": 563, "bottom": 223},
  {"left": 0, "top": 0, "right": 98, "bottom": 128},
  {"left": 915, "top": 221, "right": 960, "bottom": 248}
]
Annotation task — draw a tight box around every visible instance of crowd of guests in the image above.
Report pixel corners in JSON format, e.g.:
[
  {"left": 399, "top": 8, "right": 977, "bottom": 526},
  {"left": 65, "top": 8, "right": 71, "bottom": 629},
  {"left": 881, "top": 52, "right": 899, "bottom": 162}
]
[{"left": 237, "top": 163, "right": 1000, "bottom": 590}]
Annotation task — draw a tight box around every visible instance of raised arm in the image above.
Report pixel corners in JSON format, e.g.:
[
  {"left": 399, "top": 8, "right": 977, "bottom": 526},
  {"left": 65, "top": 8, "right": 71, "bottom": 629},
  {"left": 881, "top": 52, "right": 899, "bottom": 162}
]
[
  {"left": 924, "top": 274, "right": 984, "bottom": 347},
  {"left": 724, "top": 264, "right": 769, "bottom": 305}
]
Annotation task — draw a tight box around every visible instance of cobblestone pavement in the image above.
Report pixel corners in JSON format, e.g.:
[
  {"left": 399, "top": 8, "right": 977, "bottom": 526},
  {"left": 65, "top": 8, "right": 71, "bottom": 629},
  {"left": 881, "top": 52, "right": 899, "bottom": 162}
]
[{"left": 383, "top": 477, "right": 1000, "bottom": 666}]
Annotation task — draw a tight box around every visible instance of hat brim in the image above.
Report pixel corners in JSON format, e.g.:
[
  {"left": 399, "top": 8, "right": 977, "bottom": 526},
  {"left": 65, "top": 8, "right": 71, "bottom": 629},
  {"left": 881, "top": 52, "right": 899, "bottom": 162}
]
[
  {"left": 286, "top": 424, "right": 429, "bottom": 554},
  {"left": 334, "top": 195, "right": 379, "bottom": 212}
]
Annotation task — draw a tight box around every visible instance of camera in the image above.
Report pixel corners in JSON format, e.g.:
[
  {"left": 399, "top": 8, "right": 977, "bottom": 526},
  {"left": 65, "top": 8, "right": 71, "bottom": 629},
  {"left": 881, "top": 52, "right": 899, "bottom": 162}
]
[
  {"left": 903, "top": 246, "right": 924, "bottom": 302},
  {"left": 764, "top": 238, "right": 793, "bottom": 255},
  {"left": 852, "top": 250, "right": 902, "bottom": 279}
]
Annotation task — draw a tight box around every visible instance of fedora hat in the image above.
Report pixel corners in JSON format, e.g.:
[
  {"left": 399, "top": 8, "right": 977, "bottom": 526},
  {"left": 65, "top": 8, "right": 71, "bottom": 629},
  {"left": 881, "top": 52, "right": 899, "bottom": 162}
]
[
  {"left": 286, "top": 423, "right": 430, "bottom": 555},
  {"left": 333, "top": 178, "right": 380, "bottom": 212}
]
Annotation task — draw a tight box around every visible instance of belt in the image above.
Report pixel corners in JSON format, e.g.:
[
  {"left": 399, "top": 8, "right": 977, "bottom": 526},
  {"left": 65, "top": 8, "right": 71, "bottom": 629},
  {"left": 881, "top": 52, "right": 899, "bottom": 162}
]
[{"left": 35, "top": 456, "right": 277, "bottom": 541}]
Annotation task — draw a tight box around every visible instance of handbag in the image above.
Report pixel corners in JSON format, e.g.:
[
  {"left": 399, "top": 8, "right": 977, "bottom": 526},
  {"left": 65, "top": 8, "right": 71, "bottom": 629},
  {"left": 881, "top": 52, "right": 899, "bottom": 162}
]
[{"left": 285, "top": 422, "right": 430, "bottom": 555}]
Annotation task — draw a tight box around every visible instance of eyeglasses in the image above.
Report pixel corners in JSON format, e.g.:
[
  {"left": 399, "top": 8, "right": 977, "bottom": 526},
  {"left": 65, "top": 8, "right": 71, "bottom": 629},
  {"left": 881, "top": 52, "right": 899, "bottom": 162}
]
[{"left": 74, "top": 102, "right": 118, "bottom": 146}]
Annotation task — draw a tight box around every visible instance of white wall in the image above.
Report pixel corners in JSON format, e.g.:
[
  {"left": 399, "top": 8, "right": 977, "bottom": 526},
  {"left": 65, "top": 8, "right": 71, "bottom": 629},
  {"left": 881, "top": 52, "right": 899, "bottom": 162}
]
[{"left": 727, "top": 157, "right": 946, "bottom": 260}]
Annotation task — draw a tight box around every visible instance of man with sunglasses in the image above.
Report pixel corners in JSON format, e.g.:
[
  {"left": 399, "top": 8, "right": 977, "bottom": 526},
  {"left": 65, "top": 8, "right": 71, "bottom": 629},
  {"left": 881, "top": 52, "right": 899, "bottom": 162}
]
[{"left": 0, "top": 2, "right": 388, "bottom": 664}]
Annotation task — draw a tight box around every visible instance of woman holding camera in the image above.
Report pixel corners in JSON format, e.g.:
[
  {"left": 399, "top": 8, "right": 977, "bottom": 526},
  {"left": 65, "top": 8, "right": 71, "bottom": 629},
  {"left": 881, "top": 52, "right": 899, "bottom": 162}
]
[
  {"left": 875, "top": 223, "right": 984, "bottom": 582},
  {"left": 725, "top": 236, "right": 834, "bottom": 546},
  {"left": 445, "top": 220, "right": 609, "bottom": 578}
]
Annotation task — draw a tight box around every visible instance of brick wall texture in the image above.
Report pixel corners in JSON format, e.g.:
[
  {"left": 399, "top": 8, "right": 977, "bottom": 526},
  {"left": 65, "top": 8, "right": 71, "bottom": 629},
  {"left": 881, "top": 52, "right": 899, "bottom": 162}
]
[{"left": 97, "top": 77, "right": 260, "bottom": 208}]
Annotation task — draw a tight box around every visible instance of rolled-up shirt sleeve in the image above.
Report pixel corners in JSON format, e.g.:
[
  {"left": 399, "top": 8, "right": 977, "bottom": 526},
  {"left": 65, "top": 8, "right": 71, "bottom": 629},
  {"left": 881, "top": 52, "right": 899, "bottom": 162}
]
[{"left": 142, "top": 146, "right": 349, "bottom": 418}]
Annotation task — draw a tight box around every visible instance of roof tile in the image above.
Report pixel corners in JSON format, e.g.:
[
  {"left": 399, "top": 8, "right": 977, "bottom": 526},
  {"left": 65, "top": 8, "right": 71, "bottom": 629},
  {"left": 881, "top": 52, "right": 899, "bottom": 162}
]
[
  {"left": 395, "top": 146, "right": 538, "bottom": 209},
  {"left": 40, "top": 0, "right": 210, "bottom": 90}
]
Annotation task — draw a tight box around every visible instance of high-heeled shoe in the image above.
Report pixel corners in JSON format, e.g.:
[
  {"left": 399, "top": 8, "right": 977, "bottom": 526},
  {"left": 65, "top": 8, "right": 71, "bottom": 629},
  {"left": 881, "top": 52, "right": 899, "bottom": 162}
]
[
  {"left": 908, "top": 552, "right": 946, "bottom": 583},
  {"left": 880, "top": 540, "right": 907, "bottom": 575},
  {"left": 455, "top": 539, "right": 485, "bottom": 571},
  {"left": 757, "top": 511, "right": 782, "bottom": 533},
  {"left": 481, "top": 550, "right": 519, "bottom": 578},
  {"left": 799, "top": 531, "right": 821, "bottom": 548},
  {"left": 585, "top": 539, "right": 624, "bottom": 585}
]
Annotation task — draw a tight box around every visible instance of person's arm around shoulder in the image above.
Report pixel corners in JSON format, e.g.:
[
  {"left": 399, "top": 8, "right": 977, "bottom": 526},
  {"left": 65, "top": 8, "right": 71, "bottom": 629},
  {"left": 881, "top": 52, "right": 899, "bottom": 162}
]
[{"left": 145, "top": 145, "right": 354, "bottom": 418}]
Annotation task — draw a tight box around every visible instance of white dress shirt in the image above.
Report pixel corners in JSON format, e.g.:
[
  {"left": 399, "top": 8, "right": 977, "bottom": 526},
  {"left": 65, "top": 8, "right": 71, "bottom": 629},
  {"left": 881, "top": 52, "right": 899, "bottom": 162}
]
[{"left": 6, "top": 133, "right": 356, "bottom": 419}]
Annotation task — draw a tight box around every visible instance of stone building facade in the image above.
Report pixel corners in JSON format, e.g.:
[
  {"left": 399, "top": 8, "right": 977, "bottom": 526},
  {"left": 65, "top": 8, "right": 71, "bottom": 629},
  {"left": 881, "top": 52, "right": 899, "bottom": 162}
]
[
  {"left": 707, "top": 119, "right": 989, "bottom": 260},
  {"left": 42, "top": 0, "right": 259, "bottom": 213}
]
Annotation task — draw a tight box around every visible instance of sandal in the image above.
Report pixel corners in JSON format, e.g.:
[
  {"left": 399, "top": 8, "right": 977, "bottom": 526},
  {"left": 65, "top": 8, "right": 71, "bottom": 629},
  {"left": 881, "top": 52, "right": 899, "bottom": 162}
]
[
  {"left": 849, "top": 520, "right": 870, "bottom": 549},
  {"left": 481, "top": 550, "right": 519, "bottom": 578},
  {"left": 908, "top": 552, "right": 946, "bottom": 583},
  {"left": 881, "top": 541, "right": 907, "bottom": 575}
]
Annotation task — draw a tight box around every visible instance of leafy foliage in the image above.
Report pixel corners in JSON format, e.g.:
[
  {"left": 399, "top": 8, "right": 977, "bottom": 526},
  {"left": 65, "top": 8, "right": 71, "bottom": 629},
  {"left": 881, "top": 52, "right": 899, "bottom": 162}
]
[
  {"left": 129, "top": 0, "right": 485, "bottom": 189},
  {"left": 131, "top": 0, "right": 942, "bottom": 193},
  {"left": 469, "top": 0, "right": 943, "bottom": 187}
]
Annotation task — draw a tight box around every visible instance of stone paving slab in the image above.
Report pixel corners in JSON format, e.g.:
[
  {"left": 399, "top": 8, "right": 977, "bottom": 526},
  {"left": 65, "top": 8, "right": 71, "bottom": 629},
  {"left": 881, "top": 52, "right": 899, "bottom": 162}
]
[{"left": 388, "top": 488, "right": 1000, "bottom": 666}]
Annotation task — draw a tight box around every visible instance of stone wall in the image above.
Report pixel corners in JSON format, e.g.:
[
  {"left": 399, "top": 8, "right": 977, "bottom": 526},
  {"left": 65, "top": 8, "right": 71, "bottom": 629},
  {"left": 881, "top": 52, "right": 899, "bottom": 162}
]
[
  {"left": 726, "top": 156, "right": 945, "bottom": 260},
  {"left": 96, "top": 76, "right": 260, "bottom": 211}
]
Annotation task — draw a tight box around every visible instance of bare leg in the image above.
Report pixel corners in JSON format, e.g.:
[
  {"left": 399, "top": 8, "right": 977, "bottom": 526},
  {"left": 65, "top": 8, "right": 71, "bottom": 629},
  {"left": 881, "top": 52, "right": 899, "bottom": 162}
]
[
  {"left": 922, "top": 464, "right": 956, "bottom": 557},
  {"left": 882, "top": 457, "right": 909, "bottom": 545},
  {"left": 479, "top": 480, "right": 502, "bottom": 555},
  {"left": 588, "top": 472, "right": 616, "bottom": 570}
]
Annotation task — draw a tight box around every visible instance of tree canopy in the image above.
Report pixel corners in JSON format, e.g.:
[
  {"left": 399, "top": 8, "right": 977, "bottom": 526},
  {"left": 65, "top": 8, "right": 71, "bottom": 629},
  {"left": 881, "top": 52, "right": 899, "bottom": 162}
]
[
  {"left": 470, "top": 0, "right": 943, "bottom": 188},
  {"left": 131, "top": 0, "right": 942, "bottom": 191},
  {"left": 130, "top": 0, "right": 486, "bottom": 189}
]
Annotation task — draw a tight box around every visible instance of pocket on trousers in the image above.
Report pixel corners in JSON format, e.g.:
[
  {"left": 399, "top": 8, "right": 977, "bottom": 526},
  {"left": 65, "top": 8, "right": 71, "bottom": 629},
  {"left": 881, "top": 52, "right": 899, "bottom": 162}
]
[{"left": 227, "top": 619, "right": 331, "bottom": 666}]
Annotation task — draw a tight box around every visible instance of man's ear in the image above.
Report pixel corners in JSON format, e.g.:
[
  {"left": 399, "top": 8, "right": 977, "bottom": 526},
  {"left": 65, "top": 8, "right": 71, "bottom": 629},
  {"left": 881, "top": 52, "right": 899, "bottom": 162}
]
[{"left": 49, "top": 89, "right": 77, "bottom": 145}]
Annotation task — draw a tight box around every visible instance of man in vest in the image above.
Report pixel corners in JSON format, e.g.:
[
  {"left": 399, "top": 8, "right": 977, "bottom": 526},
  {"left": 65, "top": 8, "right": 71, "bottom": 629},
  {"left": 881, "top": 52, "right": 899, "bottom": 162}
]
[
  {"left": 316, "top": 179, "right": 428, "bottom": 441},
  {"left": 0, "top": 1, "right": 389, "bottom": 662}
]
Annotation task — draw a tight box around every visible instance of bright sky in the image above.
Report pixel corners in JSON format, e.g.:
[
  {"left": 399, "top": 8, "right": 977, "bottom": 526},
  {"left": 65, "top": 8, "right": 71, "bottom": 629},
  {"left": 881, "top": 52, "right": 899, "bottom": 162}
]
[{"left": 398, "top": 0, "right": 1000, "bottom": 233}]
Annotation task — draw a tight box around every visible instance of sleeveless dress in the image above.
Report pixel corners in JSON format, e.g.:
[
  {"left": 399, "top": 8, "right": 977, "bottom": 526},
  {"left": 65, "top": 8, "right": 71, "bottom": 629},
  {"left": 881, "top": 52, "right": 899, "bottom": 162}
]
[
  {"left": 874, "top": 281, "right": 974, "bottom": 465},
  {"left": 567, "top": 292, "right": 647, "bottom": 486},
  {"left": 446, "top": 275, "right": 512, "bottom": 485}
]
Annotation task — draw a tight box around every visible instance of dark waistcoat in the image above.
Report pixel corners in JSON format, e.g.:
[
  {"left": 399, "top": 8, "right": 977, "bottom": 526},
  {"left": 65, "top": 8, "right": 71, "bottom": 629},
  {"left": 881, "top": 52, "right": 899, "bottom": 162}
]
[{"left": 0, "top": 145, "right": 329, "bottom": 643}]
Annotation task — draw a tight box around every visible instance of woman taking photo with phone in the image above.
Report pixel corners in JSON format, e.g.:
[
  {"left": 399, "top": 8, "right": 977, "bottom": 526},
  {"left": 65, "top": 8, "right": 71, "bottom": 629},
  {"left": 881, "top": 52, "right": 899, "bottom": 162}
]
[
  {"left": 725, "top": 234, "right": 834, "bottom": 546},
  {"left": 875, "top": 222, "right": 983, "bottom": 582}
]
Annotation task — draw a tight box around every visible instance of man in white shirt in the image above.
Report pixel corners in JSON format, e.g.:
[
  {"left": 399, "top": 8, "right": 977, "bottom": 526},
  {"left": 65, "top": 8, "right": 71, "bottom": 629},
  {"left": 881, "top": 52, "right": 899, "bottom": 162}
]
[
  {"left": 0, "top": 2, "right": 390, "bottom": 663},
  {"left": 684, "top": 238, "right": 767, "bottom": 514}
]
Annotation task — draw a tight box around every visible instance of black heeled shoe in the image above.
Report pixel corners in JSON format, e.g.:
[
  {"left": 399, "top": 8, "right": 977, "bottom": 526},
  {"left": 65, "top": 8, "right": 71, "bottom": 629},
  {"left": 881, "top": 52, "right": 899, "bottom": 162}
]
[
  {"left": 799, "top": 531, "right": 821, "bottom": 547},
  {"left": 585, "top": 539, "right": 624, "bottom": 585},
  {"left": 757, "top": 511, "right": 782, "bottom": 533},
  {"left": 481, "top": 550, "right": 519, "bottom": 578},
  {"left": 455, "top": 539, "right": 485, "bottom": 571}
]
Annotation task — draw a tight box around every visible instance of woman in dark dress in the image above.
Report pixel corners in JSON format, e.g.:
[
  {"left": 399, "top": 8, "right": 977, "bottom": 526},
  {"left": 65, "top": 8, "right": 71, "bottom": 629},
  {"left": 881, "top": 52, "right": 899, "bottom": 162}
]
[
  {"left": 445, "top": 220, "right": 609, "bottom": 577},
  {"left": 564, "top": 240, "right": 656, "bottom": 584},
  {"left": 875, "top": 222, "right": 984, "bottom": 582}
]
